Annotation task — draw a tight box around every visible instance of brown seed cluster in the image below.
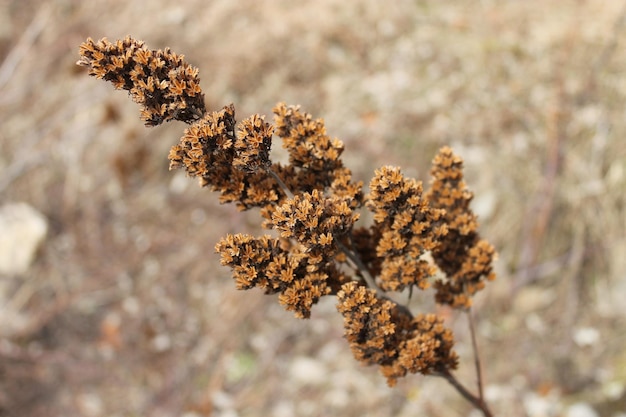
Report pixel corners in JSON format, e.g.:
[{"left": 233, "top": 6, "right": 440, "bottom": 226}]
[
  {"left": 273, "top": 103, "right": 363, "bottom": 206},
  {"left": 426, "top": 147, "right": 496, "bottom": 308},
  {"left": 77, "top": 37, "right": 205, "bottom": 126},
  {"left": 216, "top": 234, "right": 347, "bottom": 318},
  {"left": 368, "top": 166, "right": 448, "bottom": 292},
  {"left": 270, "top": 190, "right": 359, "bottom": 254},
  {"left": 79, "top": 37, "right": 497, "bottom": 387},
  {"left": 168, "top": 105, "right": 283, "bottom": 210},
  {"left": 234, "top": 115, "right": 273, "bottom": 173},
  {"left": 168, "top": 104, "right": 236, "bottom": 179},
  {"left": 336, "top": 282, "right": 458, "bottom": 386}
]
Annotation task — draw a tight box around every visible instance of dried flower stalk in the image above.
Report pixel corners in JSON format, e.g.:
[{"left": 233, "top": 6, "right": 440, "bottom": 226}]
[{"left": 78, "top": 36, "right": 497, "bottom": 416}]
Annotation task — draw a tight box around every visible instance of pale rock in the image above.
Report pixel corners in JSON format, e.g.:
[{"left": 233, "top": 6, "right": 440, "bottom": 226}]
[
  {"left": 289, "top": 356, "right": 327, "bottom": 385},
  {"left": 0, "top": 203, "right": 48, "bottom": 336},
  {"left": 0, "top": 202, "right": 47, "bottom": 275},
  {"left": 566, "top": 403, "right": 599, "bottom": 417},
  {"left": 572, "top": 327, "right": 600, "bottom": 347}
]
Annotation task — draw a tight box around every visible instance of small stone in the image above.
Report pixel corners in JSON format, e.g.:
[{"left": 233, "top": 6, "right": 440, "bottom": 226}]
[
  {"left": 289, "top": 356, "right": 327, "bottom": 385},
  {"left": 572, "top": 327, "right": 600, "bottom": 347},
  {"left": 0, "top": 203, "right": 47, "bottom": 275},
  {"left": 566, "top": 402, "right": 599, "bottom": 417}
]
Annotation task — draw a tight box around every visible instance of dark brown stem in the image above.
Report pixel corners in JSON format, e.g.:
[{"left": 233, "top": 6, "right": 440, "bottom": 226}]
[
  {"left": 191, "top": 107, "right": 205, "bottom": 119},
  {"left": 467, "top": 308, "right": 485, "bottom": 404},
  {"left": 267, "top": 168, "right": 294, "bottom": 199},
  {"left": 436, "top": 369, "right": 494, "bottom": 417},
  {"left": 336, "top": 237, "right": 414, "bottom": 317},
  {"left": 336, "top": 239, "right": 381, "bottom": 292}
]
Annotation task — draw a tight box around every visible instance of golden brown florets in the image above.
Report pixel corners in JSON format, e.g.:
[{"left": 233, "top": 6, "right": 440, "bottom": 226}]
[
  {"left": 234, "top": 115, "right": 273, "bottom": 173},
  {"left": 367, "top": 166, "right": 447, "bottom": 291},
  {"left": 336, "top": 282, "right": 458, "bottom": 386},
  {"left": 336, "top": 282, "right": 402, "bottom": 366},
  {"left": 272, "top": 103, "right": 364, "bottom": 206},
  {"left": 168, "top": 104, "right": 236, "bottom": 178},
  {"left": 270, "top": 190, "right": 359, "bottom": 253},
  {"left": 78, "top": 36, "right": 205, "bottom": 126},
  {"left": 273, "top": 102, "right": 344, "bottom": 172},
  {"left": 216, "top": 233, "right": 343, "bottom": 318},
  {"left": 168, "top": 106, "right": 286, "bottom": 211},
  {"left": 426, "top": 146, "right": 496, "bottom": 308},
  {"left": 382, "top": 313, "right": 458, "bottom": 385},
  {"left": 426, "top": 146, "right": 477, "bottom": 234}
]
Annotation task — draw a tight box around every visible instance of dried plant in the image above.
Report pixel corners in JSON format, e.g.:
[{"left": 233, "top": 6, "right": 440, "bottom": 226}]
[{"left": 78, "top": 36, "right": 497, "bottom": 416}]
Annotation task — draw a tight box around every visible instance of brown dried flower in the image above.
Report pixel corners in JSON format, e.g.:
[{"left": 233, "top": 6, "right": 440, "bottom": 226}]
[
  {"left": 273, "top": 103, "right": 363, "bottom": 206},
  {"left": 216, "top": 233, "right": 346, "bottom": 318},
  {"left": 270, "top": 190, "right": 359, "bottom": 252},
  {"left": 367, "top": 166, "right": 447, "bottom": 291},
  {"left": 273, "top": 102, "right": 343, "bottom": 172},
  {"left": 234, "top": 115, "right": 273, "bottom": 173},
  {"left": 79, "top": 37, "right": 497, "bottom": 413},
  {"left": 168, "top": 105, "right": 285, "bottom": 211},
  {"left": 426, "top": 146, "right": 496, "bottom": 308},
  {"left": 336, "top": 282, "right": 401, "bottom": 366},
  {"left": 383, "top": 312, "right": 459, "bottom": 385},
  {"left": 78, "top": 36, "right": 205, "bottom": 126},
  {"left": 336, "top": 282, "right": 458, "bottom": 386},
  {"left": 168, "top": 104, "right": 236, "bottom": 179}
]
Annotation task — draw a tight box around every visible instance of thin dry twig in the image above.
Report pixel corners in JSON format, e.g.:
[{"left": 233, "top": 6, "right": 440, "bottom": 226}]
[
  {"left": 467, "top": 309, "right": 485, "bottom": 403},
  {"left": 591, "top": 2, "right": 626, "bottom": 76},
  {"left": 0, "top": 4, "right": 50, "bottom": 92},
  {"left": 514, "top": 72, "right": 566, "bottom": 292},
  {"left": 436, "top": 368, "right": 493, "bottom": 417}
]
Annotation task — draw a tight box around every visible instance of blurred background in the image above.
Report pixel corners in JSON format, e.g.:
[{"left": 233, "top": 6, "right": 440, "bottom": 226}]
[{"left": 1, "top": 1, "right": 625, "bottom": 416}]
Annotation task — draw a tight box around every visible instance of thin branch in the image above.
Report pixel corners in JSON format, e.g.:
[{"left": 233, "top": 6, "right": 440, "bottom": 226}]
[
  {"left": 0, "top": 3, "right": 50, "bottom": 91},
  {"left": 591, "top": 2, "right": 626, "bottom": 75},
  {"left": 267, "top": 168, "right": 294, "bottom": 199},
  {"left": 336, "top": 237, "right": 414, "bottom": 317},
  {"left": 467, "top": 308, "right": 485, "bottom": 403},
  {"left": 336, "top": 239, "right": 381, "bottom": 292},
  {"left": 436, "top": 369, "right": 493, "bottom": 417}
]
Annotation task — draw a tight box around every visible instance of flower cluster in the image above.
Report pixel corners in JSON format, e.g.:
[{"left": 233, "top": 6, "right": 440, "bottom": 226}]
[
  {"left": 168, "top": 104, "right": 236, "bottom": 179},
  {"left": 168, "top": 105, "right": 283, "bottom": 210},
  {"left": 426, "top": 147, "right": 496, "bottom": 308},
  {"left": 273, "top": 103, "right": 363, "bottom": 206},
  {"left": 77, "top": 36, "right": 205, "bottom": 126},
  {"left": 270, "top": 190, "right": 358, "bottom": 253},
  {"left": 368, "top": 166, "right": 448, "bottom": 292},
  {"left": 215, "top": 234, "right": 347, "bottom": 318},
  {"left": 234, "top": 114, "right": 273, "bottom": 173},
  {"left": 336, "top": 282, "right": 458, "bottom": 386},
  {"left": 79, "top": 37, "right": 497, "bottom": 391}
]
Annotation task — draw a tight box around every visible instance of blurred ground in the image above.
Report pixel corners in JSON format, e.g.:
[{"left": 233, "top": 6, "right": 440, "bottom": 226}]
[{"left": 1, "top": 0, "right": 626, "bottom": 416}]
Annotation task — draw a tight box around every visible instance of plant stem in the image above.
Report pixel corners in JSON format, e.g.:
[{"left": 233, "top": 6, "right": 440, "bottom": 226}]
[
  {"left": 336, "top": 239, "right": 381, "bottom": 292},
  {"left": 336, "top": 236, "right": 415, "bottom": 317},
  {"left": 436, "top": 369, "right": 494, "bottom": 417},
  {"left": 467, "top": 308, "right": 485, "bottom": 405},
  {"left": 267, "top": 168, "right": 294, "bottom": 199}
]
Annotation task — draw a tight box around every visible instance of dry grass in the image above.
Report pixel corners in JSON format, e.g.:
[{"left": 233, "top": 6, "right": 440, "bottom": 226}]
[{"left": 1, "top": 0, "right": 625, "bottom": 416}]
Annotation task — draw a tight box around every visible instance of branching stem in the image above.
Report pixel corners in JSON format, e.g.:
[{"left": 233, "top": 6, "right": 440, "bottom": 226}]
[
  {"left": 436, "top": 369, "right": 493, "bottom": 417},
  {"left": 336, "top": 239, "right": 381, "bottom": 292},
  {"left": 267, "top": 168, "right": 294, "bottom": 199},
  {"left": 336, "top": 236, "right": 414, "bottom": 317}
]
